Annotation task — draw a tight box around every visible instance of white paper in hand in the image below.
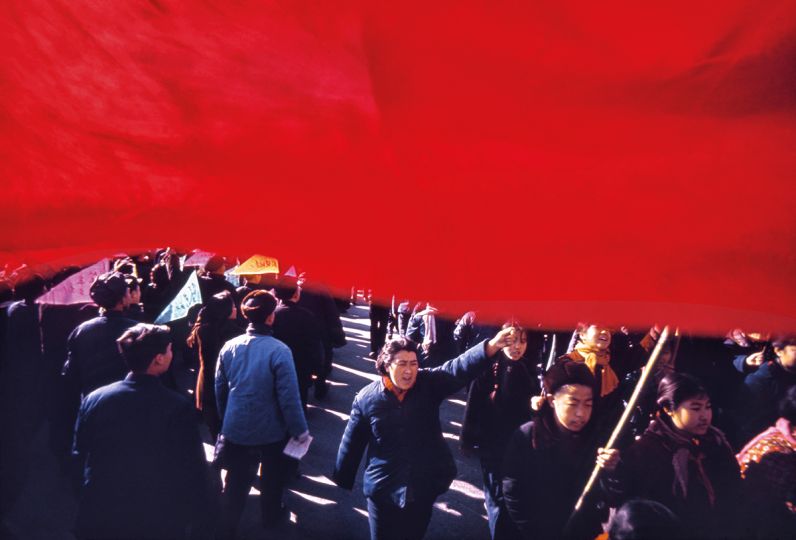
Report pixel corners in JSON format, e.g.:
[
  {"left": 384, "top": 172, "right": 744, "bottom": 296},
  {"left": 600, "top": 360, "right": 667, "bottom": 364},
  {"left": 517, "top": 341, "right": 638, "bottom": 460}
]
[{"left": 283, "top": 435, "right": 313, "bottom": 460}]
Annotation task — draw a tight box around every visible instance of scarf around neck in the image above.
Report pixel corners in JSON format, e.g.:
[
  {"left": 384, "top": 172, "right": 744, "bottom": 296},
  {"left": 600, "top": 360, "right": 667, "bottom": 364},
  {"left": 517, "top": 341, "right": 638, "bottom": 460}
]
[
  {"left": 573, "top": 343, "right": 618, "bottom": 397},
  {"left": 647, "top": 415, "right": 731, "bottom": 508}
]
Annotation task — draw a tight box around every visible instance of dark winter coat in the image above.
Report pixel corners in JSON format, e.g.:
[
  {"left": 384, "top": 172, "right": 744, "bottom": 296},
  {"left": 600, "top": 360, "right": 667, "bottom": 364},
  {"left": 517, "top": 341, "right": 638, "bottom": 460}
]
[
  {"left": 334, "top": 341, "right": 493, "bottom": 507},
  {"left": 62, "top": 311, "right": 138, "bottom": 398},
  {"left": 73, "top": 373, "right": 212, "bottom": 539},
  {"left": 272, "top": 300, "right": 324, "bottom": 387},
  {"left": 612, "top": 416, "right": 742, "bottom": 539},
  {"left": 741, "top": 360, "right": 796, "bottom": 443},
  {"left": 197, "top": 273, "right": 237, "bottom": 302},
  {"left": 502, "top": 412, "right": 605, "bottom": 540},
  {"left": 461, "top": 354, "right": 538, "bottom": 458},
  {"left": 194, "top": 320, "right": 244, "bottom": 412}
]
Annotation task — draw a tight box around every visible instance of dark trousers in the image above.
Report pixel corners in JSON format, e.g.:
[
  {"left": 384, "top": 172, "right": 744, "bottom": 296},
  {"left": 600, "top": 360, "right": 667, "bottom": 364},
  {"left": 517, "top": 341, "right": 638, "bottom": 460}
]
[
  {"left": 480, "top": 455, "right": 520, "bottom": 540},
  {"left": 366, "top": 495, "right": 435, "bottom": 540},
  {"left": 219, "top": 438, "right": 287, "bottom": 539},
  {"left": 370, "top": 306, "right": 390, "bottom": 354}
]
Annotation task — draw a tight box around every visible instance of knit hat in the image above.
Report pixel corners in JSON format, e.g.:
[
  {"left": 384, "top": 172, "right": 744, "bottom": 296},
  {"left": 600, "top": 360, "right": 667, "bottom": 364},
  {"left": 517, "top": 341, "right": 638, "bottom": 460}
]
[
  {"left": 543, "top": 359, "right": 594, "bottom": 395},
  {"left": 90, "top": 271, "right": 129, "bottom": 309},
  {"left": 241, "top": 289, "right": 277, "bottom": 323}
]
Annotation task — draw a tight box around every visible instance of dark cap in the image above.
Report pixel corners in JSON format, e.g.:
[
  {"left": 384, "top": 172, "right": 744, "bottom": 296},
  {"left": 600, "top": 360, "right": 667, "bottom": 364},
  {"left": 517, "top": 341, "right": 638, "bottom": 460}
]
[
  {"left": 274, "top": 275, "right": 299, "bottom": 301},
  {"left": 543, "top": 360, "right": 594, "bottom": 395},
  {"left": 90, "top": 271, "right": 129, "bottom": 309},
  {"left": 205, "top": 255, "right": 226, "bottom": 274},
  {"left": 241, "top": 289, "right": 277, "bottom": 323}
]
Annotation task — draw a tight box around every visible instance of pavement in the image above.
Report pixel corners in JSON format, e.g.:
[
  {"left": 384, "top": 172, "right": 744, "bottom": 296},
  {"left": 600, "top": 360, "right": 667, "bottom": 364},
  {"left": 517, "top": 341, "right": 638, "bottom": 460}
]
[{"left": 1, "top": 303, "right": 490, "bottom": 540}]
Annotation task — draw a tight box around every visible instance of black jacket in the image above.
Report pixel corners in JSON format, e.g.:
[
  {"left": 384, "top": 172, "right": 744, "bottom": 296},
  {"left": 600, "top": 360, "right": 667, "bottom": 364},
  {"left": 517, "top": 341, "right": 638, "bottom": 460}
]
[
  {"left": 502, "top": 412, "right": 605, "bottom": 540},
  {"left": 272, "top": 300, "right": 324, "bottom": 385},
  {"left": 334, "top": 341, "right": 493, "bottom": 506},
  {"left": 612, "top": 417, "right": 742, "bottom": 539},
  {"left": 73, "top": 373, "right": 212, "bottom": 539},
  {"left": 461, "top": 354, "right": 538, "bottom": 458}
]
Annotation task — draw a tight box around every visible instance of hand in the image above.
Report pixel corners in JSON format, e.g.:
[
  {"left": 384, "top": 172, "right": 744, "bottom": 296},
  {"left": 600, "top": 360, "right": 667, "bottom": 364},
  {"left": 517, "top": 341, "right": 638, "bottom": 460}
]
[
  {"left": 486, "top": 327, "right": 516, "bottom": 357},
  {"left": 596, "top": 447, "right": 620, "bottom": 472},
  {"left": 530, "top": 395, "right": 545, "bottom": 411},
  {"left": 649, "top": 325, "right": 662, "bottom": 341},
  {"left": 295, "top": 430, "right": 311, "bottom": 444},
  {"left": 745, "top": 351, "right": 764, "bottom": 368}
]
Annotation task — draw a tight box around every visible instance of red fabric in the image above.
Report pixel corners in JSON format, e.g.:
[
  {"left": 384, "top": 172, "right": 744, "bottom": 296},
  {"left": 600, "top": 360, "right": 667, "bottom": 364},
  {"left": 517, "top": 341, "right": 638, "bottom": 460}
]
[{"left": 2, "top": 1, "right": 796, "bottom": 333}]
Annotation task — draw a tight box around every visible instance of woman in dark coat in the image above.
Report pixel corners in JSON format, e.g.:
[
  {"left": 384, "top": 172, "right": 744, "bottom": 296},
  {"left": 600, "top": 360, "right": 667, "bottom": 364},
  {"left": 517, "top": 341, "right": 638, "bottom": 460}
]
[
  {"left": 502, "top": 360, "right": 618, "bottom": 540},
  {"left": 612, "top": 372, "right": 742, "bottom": 539},
  {"left": 461, "top": 322, "right": 540, "bottom": 539},
  {"left": 186, "top": 291, "right": 242, "bottom": 440},
  {"left": 334, "top": 329, "right": 515, "bottom": 540}
]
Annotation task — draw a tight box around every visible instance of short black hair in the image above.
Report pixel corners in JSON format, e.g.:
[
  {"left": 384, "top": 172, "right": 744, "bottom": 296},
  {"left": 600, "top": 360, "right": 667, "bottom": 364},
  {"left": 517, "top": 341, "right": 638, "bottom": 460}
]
[
  {"left": 274, "top": 276, "right": 298, "bottom": 301},
  {"left": 117, "top": 324, "right": 172, "bottom": 373},
  {"left": 656, "top": 372, "right": 709, "bottom": 412},
  {"left": 375, "top": 337, "right": 419, "bottom": 375},
  {"left": 241, "top": 289, "right": 277, "bottom": 324}
]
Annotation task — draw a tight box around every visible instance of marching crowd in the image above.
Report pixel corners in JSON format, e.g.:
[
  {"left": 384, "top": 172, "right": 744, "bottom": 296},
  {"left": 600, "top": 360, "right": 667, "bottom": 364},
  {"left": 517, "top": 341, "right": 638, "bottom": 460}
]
[{"left": 0, "top": 249, "right": 794, "bottom": 539}]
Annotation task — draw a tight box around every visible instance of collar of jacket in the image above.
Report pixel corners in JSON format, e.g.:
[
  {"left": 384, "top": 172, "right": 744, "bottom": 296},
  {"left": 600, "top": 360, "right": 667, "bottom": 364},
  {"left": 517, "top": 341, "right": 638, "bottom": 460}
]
[
  {"left": 124, "top": 372, "right": 161, "bottom": 384},
  {"left": 247, "top": 322, "right": 273, "bottom": 336}
]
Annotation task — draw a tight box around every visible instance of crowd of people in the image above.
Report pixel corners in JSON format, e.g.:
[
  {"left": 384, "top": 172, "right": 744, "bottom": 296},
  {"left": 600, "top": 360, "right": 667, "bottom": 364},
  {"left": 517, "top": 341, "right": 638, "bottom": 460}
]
[{"left": 0, "top": 249, "right": 794, "bottom": 539}]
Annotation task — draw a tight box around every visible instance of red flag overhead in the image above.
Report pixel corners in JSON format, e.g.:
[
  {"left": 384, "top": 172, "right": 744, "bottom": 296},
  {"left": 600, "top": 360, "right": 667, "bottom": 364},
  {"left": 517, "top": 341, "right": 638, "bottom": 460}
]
[{"left": 2, "top": 1, "right": 796, "bottom": 333}]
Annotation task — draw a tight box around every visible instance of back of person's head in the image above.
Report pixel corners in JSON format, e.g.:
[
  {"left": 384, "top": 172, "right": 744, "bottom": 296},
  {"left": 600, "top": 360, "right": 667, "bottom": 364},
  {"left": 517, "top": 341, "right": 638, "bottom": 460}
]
[
  {"left": 89, "top": 271, "right": 128, "bottom": 309},
  {"left": 241, "top": 289, "right": 277, "bottom": 324},
  {"left": 779, "top": 386, "right": 796, "bottom": 424},
  {"left": 656, "top": 372, "right": 708, "bottom": 412},
  {"left": 149, "top": 264, "right": 170, "bottom": 288},
  {"left": 13, "top": 273, "right": 46, "bottom": 303},
  {"left": 376, "top": 337, "right": 420, "bottom": 375},
  {"left": 201, "top": 291, "right": 235, "bottom": 325},
  {"left": 608, "top": 499, "right": 680, "bottom": 540},
  {"left": 274, "top": 275, "right": 299, "bottom": 301},
  {"left": 117, "top": 323, "right": 172, "bottom": 373},
  {"left": 543, "top": 359, "right": 594, "bottom": 396},
  {"left": 204, "top": 255, "right": 226, "bottom": 275}
]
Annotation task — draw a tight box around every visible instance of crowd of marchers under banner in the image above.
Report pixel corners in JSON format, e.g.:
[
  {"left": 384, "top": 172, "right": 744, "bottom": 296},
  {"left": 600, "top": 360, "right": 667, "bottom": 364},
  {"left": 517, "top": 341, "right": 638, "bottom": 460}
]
[{"left": 0, "top": 248, "right": 794, "bottom": 540}]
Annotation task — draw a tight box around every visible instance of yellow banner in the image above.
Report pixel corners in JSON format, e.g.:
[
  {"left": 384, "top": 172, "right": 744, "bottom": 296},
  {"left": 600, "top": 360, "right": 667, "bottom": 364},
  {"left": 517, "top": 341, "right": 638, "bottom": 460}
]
[{"left": 231, "top": 254, "right": 279, "bottom": 275}]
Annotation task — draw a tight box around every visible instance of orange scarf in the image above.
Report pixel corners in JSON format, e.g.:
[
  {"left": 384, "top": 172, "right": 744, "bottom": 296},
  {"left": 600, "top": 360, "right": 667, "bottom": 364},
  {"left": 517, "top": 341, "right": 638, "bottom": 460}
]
[{"left": 573, "top": 343, "right": 619, "bottom": 397}]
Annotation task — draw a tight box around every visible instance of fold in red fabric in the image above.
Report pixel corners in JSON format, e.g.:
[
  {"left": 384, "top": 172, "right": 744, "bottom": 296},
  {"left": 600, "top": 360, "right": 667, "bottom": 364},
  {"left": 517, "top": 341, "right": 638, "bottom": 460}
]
[{"left": 2, "top": 1, "right": 795, "bottom": 333}]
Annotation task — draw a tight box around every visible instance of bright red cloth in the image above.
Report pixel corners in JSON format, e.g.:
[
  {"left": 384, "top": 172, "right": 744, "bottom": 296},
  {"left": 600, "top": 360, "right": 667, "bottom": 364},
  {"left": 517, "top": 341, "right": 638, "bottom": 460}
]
[{"left": 2, "top": 1, "right": 796, "bottom": 333}]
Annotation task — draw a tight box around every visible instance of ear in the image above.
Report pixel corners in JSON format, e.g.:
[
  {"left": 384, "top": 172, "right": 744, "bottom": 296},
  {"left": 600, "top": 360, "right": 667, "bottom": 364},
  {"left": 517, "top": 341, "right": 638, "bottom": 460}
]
[
  {"left": 266, "top": 312, "right": 276, "bottom": 325},
  {"left": 546, "top": 393, "right": 555, "bottom": 407}
]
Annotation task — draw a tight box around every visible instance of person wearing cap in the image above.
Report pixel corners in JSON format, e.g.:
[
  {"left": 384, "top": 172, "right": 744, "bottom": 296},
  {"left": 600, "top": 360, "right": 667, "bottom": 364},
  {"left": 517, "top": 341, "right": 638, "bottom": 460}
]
[
  {"left": 59, "top": 272, "right": 139, "bottom": 456},
  {"left": 215, "top": 289, "right": 309, "bottom": 537},
  {"left": 333, "top": 327, "right": 516, "bottom": 540},
  {"left": 72, "top": 323, "right": 213, "bottom": 539},
  {"left": 272, "top": 275, "right": 324, "bottom": 408},
  {"left": 198, "top": 255, "right": 237, "bottom": 301},
  {"left": 502, "top": 360, "right": 619, "bottom": 540}
]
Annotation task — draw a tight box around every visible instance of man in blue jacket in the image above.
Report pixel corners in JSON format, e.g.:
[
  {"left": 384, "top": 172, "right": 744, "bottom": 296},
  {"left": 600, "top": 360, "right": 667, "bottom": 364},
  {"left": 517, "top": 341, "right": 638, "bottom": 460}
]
[
  {"left": 215, "top": 290, "right": 310, "bottom": 538},
  {"left": 72, "top": 323, "right": 212, "bottom": 539},
  {"left": 333, "top": 327, "right": 514, "bottom": 540}
]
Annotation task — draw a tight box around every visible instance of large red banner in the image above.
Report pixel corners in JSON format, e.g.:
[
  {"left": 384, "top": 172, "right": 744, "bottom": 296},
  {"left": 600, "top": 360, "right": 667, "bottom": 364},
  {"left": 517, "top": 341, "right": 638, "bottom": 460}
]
[{"left": 2, "top": 1, "right": 795, "bottom": 333}]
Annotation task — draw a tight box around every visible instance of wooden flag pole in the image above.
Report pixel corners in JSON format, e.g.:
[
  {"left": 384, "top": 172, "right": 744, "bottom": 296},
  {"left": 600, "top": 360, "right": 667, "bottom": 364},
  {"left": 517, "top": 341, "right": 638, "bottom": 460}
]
[{"left": 571, "top": 326, "right": 671, "bottom": 513}]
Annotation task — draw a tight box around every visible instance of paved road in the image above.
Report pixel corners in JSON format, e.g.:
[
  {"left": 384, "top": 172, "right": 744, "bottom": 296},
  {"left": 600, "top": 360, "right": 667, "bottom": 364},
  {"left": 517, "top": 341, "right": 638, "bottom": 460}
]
[{"left": 1, "top": 303, "right": 490, "bottom": 540}]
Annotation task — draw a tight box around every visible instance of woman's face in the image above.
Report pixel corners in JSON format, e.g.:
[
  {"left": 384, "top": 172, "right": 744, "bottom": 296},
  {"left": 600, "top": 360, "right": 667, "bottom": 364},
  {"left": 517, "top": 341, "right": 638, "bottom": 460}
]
[
  {"left": 580, "top": 325, "right": 611, "bottom": 351},
  {"left": 550, "top": 384, "right": 593, "bottom": 432},
  {"left": 387, "top": 350, "right": 419, "bottom": 391},
  {"left": 502, "top": 330, "right": 527, "bottom": 361},
  {"left": 668, "top": 396, "right": 712, "bottom": 435},
  {"left": 775, "top": 345, "right": 796, "bottom": 372}
]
